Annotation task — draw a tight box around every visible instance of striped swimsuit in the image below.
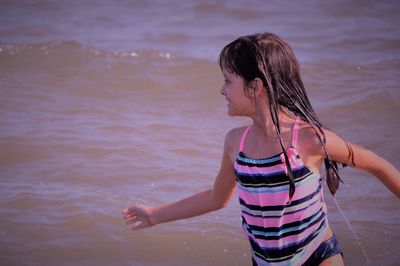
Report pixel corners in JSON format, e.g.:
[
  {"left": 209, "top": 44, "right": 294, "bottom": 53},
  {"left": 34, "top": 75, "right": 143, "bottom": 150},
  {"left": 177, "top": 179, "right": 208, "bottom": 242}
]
[{"left": 234, "top": 118, "right": 328, "bottom": 266}]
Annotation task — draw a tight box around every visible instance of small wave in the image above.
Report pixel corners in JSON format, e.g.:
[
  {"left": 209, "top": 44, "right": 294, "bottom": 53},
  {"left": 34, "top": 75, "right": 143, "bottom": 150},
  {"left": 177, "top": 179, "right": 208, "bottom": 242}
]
[
  {"left": 319, "top": 91, "right": 400, "bottom": 146},
  {"left": 0, "top": 40, "right": 185, "bottom": 82},
  {"left": 0, "top": 40, "right": 217, "bottom": 92},
  {"left": 0, "top": 40, "right": 176, "bottom": 63},
  {"left": 320, "top": 91, "right": 399, "bottom": 118}
]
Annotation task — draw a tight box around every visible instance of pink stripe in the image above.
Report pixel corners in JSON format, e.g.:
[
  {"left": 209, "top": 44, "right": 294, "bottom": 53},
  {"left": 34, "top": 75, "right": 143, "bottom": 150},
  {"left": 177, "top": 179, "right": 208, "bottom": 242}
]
[
  {"left": 244, "top": 217, "right": 326, "bottom": 248},
  {"left": 238, "top": 174, "right": 320, "bottom": 205},
  {"left": 241, "top": 198, "right": 323, "bottom": 228},
  {"left": 239, "top": 126, "right": 251, "bottom": 152},
  {"left": 239, "top": 188, "right": 288, "bottom": 206}
]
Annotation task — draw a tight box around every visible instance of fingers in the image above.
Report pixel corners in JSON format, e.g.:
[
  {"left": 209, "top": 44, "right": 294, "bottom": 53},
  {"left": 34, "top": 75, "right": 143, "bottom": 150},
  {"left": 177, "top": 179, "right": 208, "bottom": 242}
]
[
  {"left": 124, "top": 214, "right": 138, "bottom": 224},
  {"left": 121, "top": 208, "right": 146, "bottom": 230},
  {"left": 122, "top": 207, "right": 135, "bottom": 215},
  {"left": 121, "top": 204, "right": 152, "bottom": 230},
  {"left": 124, "top": 215, "right": 148, "bottom": 230},
  {"left": 131, "top": 221, "right": 147, "bottom": 230},
  {"left": 122, "top": 206, "right": 139, "bottom": 218},
  {"left": 122, "top": 210, "right": 135, "bottom": 220}
]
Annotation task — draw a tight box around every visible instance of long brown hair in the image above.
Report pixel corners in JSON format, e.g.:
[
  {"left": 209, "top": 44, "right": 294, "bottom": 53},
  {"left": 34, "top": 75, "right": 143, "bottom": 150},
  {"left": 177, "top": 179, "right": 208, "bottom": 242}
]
[{"left": 219, "top": 32, "right": 342, "bottom": 198}]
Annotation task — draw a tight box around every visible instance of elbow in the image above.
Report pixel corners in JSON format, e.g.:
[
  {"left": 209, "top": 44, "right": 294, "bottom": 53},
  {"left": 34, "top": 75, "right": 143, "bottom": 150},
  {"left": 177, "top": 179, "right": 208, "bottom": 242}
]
[
  {"left": 209, "top": 203, "right": 226, "bottom": 212},
  {"left": 367, "top": 162, "right": 400, "bottom": 198},
  {"left": 209, "top": 193, "right": 229, "bottom": 211},
  {"left": 209, "top": 184, "right": 235, "bottom": 211},
  {"left": 215, "top": 200, "right": 229, "bottom": 210}
]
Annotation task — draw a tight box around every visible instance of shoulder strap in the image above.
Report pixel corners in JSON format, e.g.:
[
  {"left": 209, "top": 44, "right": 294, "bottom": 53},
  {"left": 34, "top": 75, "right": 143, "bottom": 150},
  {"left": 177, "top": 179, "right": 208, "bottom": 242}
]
[
  {"left": 291, "top": 117, "right": 300, "bottom": 148},
  {"left": 239, "top": 126, "right": 251, "bottom": 152}
]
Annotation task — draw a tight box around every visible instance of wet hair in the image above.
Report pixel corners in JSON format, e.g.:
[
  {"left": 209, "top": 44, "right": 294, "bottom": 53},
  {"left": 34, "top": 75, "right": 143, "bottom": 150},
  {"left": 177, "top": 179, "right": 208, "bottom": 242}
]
[{"left": 219, "top": 32, "right": 342, "bottom": 198}]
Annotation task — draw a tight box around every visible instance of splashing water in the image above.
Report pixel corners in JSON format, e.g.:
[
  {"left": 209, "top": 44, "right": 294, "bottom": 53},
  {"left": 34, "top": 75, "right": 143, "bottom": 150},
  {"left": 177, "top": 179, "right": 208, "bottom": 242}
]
[{"left": 333, "top": 197, "right": 371, "bottom": 265}]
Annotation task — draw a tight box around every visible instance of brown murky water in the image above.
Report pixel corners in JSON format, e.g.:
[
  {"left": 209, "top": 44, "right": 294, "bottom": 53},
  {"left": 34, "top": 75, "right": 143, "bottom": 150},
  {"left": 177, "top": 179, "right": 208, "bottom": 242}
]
[{"left": 1, "top": 1, "right": 399, "bottom": 265}]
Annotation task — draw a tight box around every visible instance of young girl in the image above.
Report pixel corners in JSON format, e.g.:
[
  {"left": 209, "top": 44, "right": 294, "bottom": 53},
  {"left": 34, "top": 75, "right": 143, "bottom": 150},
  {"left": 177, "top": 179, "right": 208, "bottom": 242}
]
[{"left": 122, "top": 33, "right": 400, "bottom": 265}]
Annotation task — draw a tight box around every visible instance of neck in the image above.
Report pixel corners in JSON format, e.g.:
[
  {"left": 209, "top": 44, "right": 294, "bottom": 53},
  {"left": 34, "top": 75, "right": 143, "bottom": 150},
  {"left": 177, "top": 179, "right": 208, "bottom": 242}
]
[{"left": 248, "top": 98, "right": 277, "bottom": 137}]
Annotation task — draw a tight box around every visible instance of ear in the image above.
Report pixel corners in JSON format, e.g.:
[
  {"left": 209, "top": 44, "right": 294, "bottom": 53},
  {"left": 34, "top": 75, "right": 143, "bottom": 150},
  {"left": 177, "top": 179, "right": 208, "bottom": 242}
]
[{"left": 252, "top": 78, "right": 264, "bottom": 96}]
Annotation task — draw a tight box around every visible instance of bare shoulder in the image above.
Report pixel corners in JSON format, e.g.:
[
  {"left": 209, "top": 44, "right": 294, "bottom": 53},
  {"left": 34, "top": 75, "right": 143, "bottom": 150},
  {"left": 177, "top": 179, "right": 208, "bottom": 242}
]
[
  {"left": 294, "top": 121, "right": 334, "bottom": 173},
  {"left": 224, "top": 126, "right": 248, "bottom": 161},
  {"left": 225, "top": 126, "right": 247, "bottom": 140},
  {"left": 296, "top": 122, "right": 350, "bottom": 155},
  {"left": 296, "top": 121, "right": 324, "bottom": 156},
  {"left": 323, "top": 128, "right": 347, "bottom": 145},
  {"left": 297, "top": 122, "right": 352, "bottom": 163},
  {"left": 322, "top": 128, "right": 357, "bottom": 165}
]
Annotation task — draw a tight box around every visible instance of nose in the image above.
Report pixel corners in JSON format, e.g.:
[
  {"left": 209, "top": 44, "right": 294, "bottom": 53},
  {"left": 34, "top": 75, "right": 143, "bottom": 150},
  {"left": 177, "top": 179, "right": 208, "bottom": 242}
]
[{"left": 220, "top": 86, "right": 225, "bottom": 96}]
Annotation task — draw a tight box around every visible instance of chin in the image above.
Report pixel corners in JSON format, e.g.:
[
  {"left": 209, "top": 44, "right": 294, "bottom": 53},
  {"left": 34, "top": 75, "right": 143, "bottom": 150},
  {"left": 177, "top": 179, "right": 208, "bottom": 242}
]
[{"left": 227, "top": 110, "right": 239, "bottom": 117}]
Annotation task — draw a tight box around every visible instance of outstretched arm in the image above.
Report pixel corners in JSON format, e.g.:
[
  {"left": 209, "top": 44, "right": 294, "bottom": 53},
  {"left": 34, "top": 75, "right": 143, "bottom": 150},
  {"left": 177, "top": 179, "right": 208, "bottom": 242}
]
[
  {"left": 324, "top": 129, "right": 400, "bottom": 198},
  {"left": 122, "top": 131, "right": 237, "bottom": 230}
]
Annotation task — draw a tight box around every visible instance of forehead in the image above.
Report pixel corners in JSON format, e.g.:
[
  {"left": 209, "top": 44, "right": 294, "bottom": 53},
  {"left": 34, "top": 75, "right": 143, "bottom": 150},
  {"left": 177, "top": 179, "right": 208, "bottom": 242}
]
[
  {"left": 221, "top": 67, "right": 236, "bottom": 77},
  {"left": 221, "top": 68, "right": 244, "bottom": 85}
]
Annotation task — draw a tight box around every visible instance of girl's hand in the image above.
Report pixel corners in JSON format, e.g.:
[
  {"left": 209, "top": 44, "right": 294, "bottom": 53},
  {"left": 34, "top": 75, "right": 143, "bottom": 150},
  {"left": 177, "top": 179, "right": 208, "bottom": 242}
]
[{"left": 122, "top": 204, "right": 155, "bottom": 230}]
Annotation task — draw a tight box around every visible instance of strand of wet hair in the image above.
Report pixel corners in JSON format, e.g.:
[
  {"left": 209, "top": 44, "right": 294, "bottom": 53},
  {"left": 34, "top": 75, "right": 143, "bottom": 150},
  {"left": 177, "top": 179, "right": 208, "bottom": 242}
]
[
  {"left": 278, "top": 80, "right": 343, "bottom": 195},
  {"left": 260, "top": 57, "right": 296, "bottom": 200}
]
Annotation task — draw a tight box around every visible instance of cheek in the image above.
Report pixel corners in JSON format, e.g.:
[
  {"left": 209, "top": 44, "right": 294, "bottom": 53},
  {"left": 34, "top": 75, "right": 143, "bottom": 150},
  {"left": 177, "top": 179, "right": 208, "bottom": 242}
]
[{"left": 240, "top": 98, "right": 251, "bottom": 107}]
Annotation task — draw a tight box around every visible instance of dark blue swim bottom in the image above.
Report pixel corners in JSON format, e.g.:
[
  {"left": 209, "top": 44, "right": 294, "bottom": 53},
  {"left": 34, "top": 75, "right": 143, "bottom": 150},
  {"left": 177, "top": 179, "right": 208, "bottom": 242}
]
[
  {"left": 251, "top": 235, "right": 343, "bottom": 265},
  {"left": 302, "top": 234, "right": 343, "bottom": 266}
]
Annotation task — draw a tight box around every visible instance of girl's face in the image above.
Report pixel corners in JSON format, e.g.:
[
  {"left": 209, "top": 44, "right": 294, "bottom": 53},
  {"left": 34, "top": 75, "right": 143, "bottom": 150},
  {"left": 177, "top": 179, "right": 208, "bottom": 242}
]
[{"left": 220, "top": 68, "right": 254, "bottom": 117}]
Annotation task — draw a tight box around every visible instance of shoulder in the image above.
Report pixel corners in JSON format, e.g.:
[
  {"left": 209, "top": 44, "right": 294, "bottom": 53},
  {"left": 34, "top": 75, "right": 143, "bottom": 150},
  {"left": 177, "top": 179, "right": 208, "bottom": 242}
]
[
  {"left": 323, "top": 128, "right": 345, "bottom": 144},
  {"left": 297, "top": 121, "right": 343, "bottom": 146},
  {"left": 296, "top": 121, "right": 324, "bottom": 154},
  {"left": 322, "top": 128, "right": 353, "bottom": 163},
  {"left": 224, "top": 126, "right": 249, "bottom": 160},
  {"left": 297, "top": 121, "right": 350, "bottom": 160},
  {"left": 293, "top": 121, "right": 328, "bottom": 172},
  {"left": 225, "top": 126, "right": 248, "bottom": 142}
]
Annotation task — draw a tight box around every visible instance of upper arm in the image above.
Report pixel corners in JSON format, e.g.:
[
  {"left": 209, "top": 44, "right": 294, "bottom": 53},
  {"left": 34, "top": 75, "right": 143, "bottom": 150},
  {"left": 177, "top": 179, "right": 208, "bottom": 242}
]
[
  {"left": 323, "top": 129, "right": 352, "bottom": 166},
  {"left": 210, "top": 128, "right": 239, "bottom": 208},
  {"left": 324, "top": 129, "right": 376, "bottom": 171},
  {"left": 324, "top": 129, "right": 400, "bottom": 197}
]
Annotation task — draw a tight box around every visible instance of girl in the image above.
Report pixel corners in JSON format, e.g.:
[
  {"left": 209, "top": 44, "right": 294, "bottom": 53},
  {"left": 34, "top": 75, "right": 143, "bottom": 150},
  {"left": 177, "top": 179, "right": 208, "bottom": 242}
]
[{"left": 122, "top": 33, "right": 400, "bottom": 265}]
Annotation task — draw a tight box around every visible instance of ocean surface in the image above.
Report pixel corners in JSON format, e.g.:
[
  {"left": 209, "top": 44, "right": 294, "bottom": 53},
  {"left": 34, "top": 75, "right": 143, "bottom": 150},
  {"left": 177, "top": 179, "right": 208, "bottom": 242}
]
[{"left": 0, "top": 0, "right": 399, "bottom": 265}]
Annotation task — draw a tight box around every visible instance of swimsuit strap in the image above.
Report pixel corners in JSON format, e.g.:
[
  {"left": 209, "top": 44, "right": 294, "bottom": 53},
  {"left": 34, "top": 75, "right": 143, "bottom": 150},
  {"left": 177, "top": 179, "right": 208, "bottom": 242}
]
[
  {"left": 239, "top": 126, "right": 251, "bottom": 152},
  {"left": 291, "top": 117, "right": 300, "bottom": 148}
]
